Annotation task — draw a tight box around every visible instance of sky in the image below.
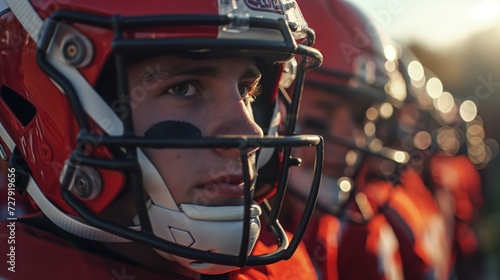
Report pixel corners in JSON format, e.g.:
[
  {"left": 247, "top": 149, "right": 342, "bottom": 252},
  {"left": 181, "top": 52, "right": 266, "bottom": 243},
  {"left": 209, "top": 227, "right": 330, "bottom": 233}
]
[{"left": 347, "top": 0, "right": 500, "bottom": 49}]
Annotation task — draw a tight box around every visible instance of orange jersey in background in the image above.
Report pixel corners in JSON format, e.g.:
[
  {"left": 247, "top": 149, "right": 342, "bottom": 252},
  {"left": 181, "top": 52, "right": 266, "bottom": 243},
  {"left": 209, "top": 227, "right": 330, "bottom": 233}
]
[
  {"left": 428, "top": 153, "right": 484, "bottom": 277},
  {"left": 354, "top": 163, "right": 451, "bottom": 280}
]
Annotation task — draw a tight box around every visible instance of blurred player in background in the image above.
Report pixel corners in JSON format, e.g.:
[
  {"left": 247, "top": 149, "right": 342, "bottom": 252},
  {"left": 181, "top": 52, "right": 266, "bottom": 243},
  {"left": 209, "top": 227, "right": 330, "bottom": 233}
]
[{"left": 282, "top": 0, "right": 452, "bottom": 279}]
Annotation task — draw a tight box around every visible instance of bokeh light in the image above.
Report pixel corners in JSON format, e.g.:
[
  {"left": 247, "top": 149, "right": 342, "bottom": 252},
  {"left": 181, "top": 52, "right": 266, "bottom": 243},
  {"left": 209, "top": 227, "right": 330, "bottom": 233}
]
[
  {"left": 379, "top": 102, "right": 394, "bottom": 119},
  {"left": 385, "top": 60, "right": 396, "bottom": 72},
  {"left": 408, "top": 60, "right": 425, "bottom": 82},
  {"left": 459, "top": 100, "right": 478, "bottom": 122},
  {"left": 366, "top": 107, "right": 379, "bottom": 121},
  {"left": 384, "top": 44, "right": 398, "bottom": 61},
  {"left": 437, "top": 126, "right": 461, "bottom": 155},
  {"left": 394, "top": 151, "right": 409, "bottom": 163},
  {"left": 345, "top": 150, "right": 360, "bottom": 167},
  {"left": 368, "top": 138, "right": 383, "bottom": 152},
  {"left": 338, "top": 177, "right": 353, "bottom": 192},
  {"left": 389, "top": 78, "right": 407, "bottom": 101},
  {"left": 435, "top": 91, "right": 454, "bottom": 113},
  {"left": 414, "top": 131, "right": 432, "bottom": 150},
  {"left": 426, "top": 77, "right": 443, "bottom": 99},
  {"left": 364, "top": 122, "right": 376, "bottom": 137}
]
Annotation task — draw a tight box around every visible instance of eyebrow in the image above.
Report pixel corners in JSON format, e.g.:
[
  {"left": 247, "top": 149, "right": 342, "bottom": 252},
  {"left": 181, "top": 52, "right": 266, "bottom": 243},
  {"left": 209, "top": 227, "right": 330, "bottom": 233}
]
[
  {"left": 242, "top": 68, "right": 262, "bottom": 80},
  {"left": 141, "top": 66, "right": 219, "bottom": 84},
  {"left": 141, "top": 65, "right": 262, "bottom": 84}
]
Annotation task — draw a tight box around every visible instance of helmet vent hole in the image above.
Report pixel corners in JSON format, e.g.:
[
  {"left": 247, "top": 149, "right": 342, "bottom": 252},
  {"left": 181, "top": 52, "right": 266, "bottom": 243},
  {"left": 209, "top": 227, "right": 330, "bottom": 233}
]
[{"left": 0, "top": 86, "right": 37, "bottom": 126}]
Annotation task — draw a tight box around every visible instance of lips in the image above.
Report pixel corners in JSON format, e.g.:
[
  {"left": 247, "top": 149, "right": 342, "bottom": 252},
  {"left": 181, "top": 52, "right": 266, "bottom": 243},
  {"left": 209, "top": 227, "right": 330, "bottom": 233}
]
[
  {"left": 197, "top": 175, "right": 252, "bottom": 198},
  {"left": 201, "top": 182, "right": 245, "bottom": 197}
]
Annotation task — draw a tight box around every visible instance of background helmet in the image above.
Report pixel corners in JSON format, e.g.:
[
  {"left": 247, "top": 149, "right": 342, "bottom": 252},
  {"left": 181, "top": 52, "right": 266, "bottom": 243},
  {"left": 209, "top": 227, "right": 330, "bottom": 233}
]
[
  {"left": 0, "top": 0, "right": 323, "bottom": 274},
  {"left": 288, "top": 0, "right": 408, "bottom": 220}
]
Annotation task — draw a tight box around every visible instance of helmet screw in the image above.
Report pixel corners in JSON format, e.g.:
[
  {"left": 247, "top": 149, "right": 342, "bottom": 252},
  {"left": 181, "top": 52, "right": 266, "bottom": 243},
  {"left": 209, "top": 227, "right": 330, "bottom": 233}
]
[
  {"left": 41, "top": 143, "right": 52, "bottom": 162},
  {"left": 65, "top": 43, "right": 78, "bottom": 58},
  {"left": 61, "top": 35, "right": 90, "bottom": 67},
  {"left": 69, "top": 166, "right": 102, "bottom": 200},
  {"left": 74, "top": 177, "right": 89, "bottom": 197},
  {"left": 58, "top": 24, "right": 94, "bottom": 67}
]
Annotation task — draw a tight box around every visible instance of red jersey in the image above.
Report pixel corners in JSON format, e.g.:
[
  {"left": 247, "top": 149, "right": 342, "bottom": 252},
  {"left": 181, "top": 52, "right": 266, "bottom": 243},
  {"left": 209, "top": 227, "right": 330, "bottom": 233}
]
[
  {"left": 287, "top": 214, "right": 404, "bottom": 280},
  {"left": 0, "top": 220, "right": 186, "bottom": 280},
  {"left": 231, "top": 226, "right": 317, "bottom": 280},
  {"left": 285, "top": 193, "right": 403, "bottom": 280},
  {"left": 429, "top": 153, "right": 483, "bottom": 226},
  {"left": 386, "top": 169, "right": 451, "bottom": 280},
  {"left": 0, "top": 218, "right": 316, "bottom": 280}
]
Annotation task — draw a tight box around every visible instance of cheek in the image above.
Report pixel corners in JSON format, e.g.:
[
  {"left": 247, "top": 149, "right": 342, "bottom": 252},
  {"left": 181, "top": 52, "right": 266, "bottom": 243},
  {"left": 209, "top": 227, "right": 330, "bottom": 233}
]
[
  {"left": 131, "top": 94, "right": 197, "bottom": 135},
  {"left": 145, "top": 149, "right": 192, "bottom": 203},
  {"left": 131, "top": 101, "right": 158, "bottom": 136}
]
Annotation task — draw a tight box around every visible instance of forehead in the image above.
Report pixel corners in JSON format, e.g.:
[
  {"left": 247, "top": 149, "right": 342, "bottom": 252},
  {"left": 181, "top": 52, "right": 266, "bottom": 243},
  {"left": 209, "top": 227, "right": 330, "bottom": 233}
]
[
  {"left": 127, "top": 55, "right": 259, "bottom": 82},
  {"left": 130, "top": 55, "right": 256, "bottom": 70}
]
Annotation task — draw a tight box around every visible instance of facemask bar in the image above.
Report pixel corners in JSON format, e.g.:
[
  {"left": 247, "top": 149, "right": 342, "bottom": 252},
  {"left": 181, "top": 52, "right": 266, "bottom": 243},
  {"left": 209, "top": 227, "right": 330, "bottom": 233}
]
[
  {"left": 35, "top": 9, "right": 323, "bottom": 267},
  {"left": 261, "top": 28, "right": 325, "bottom": 260}
]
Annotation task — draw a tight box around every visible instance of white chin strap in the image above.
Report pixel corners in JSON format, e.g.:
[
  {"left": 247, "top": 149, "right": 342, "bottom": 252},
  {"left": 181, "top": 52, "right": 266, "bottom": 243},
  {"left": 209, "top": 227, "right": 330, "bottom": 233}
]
[
  {"left": 137, "top": 148, "right": 263, "bottom": 274},
  {"left": 144, "top": 202, "right": 262, "bottom": 274}
]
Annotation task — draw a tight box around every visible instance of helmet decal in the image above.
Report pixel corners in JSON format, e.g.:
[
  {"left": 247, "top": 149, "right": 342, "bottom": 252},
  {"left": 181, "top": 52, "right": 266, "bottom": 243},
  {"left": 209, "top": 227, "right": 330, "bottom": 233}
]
[{"left": 244, "top": 0, "right": 284, "bottom": 14}]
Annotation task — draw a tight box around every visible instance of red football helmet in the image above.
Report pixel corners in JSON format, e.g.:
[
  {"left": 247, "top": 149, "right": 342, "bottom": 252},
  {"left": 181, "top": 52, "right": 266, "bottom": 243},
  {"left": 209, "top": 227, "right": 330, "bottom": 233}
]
[
  {"left": 0, "top": 0, "right": 323, "bottom": 274},
  {"left": 304, "top": 0, "right": 406, "bottom": 106}
]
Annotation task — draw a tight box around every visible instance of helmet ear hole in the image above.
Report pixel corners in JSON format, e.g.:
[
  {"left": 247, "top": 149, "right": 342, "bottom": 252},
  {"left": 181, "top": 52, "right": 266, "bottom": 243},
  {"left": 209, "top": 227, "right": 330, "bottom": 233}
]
[{"left": 1, "top": 86, "right": 37, "bottom": 127}]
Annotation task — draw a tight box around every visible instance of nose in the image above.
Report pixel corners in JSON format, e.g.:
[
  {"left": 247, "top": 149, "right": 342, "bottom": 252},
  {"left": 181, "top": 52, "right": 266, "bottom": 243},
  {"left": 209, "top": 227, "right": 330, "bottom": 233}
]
[{"left": 211, "top": 98, "right": 264, "bottom": 158}]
